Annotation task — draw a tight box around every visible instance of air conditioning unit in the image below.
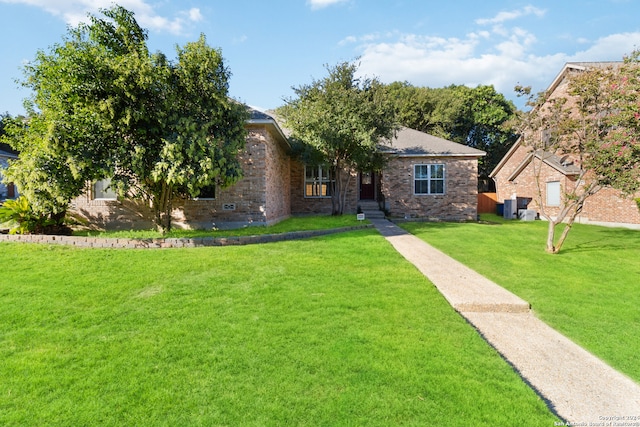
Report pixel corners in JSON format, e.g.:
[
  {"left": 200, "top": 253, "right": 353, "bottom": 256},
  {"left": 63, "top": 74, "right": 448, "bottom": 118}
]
[{"left": 518, "top": 209, "right": 537, "bottom": 221}]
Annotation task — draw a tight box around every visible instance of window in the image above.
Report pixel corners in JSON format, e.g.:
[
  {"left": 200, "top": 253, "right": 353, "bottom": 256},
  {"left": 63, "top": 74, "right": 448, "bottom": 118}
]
[
  {"left": 305, "top": 165, "right": 333, "bottom": 198},
  {"left": 93, "top": 178, "right": 117, "bottom": 200},
  {"left": 414, "top": 164, "right": 445, "bottom": 195},
  {"left": 546, "top": 181, "right": 561, "bottom": 206},
  {"left": 196, "top": 184, "right": 216, "bottom": 200}
]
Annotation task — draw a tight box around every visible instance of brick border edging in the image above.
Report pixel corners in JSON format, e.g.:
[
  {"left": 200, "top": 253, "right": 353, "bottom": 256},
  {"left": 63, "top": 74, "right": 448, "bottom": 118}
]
[{"left": 0, "top": 224, "right": 374, "bottom": 249}]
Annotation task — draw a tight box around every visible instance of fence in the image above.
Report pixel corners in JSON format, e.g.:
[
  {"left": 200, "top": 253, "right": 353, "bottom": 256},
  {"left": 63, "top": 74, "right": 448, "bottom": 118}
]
[{"left": 478, "top": 192, "right": 498, "bottom": 214}]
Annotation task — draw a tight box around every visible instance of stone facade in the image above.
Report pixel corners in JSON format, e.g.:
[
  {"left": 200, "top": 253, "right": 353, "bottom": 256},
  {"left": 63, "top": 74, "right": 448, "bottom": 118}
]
[{"left": 381, "top": 156, "right": 480, "bottom": 221}]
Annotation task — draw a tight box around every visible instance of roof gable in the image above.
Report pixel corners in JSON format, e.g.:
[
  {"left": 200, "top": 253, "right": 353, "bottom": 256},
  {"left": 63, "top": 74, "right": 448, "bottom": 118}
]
[
  {"left": 491, "top": 62, "right": 622, "bottom": 179},
  {"left": 547, "top": 61, "right": 622, "bottom": 96},
  {"left": 507, "top": 150, "right": 581, "bottom": 181},
  {"left": 246, "top": 107, "right": 291, "bottom": 152},
  {"left": 489, "top": 137, "right": 521, "bottom": 178}
]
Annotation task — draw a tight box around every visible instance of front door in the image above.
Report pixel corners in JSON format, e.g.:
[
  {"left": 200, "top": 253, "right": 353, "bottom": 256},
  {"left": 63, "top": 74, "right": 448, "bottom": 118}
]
[{"left": 359, "top": 171, "right": 375, "bottom": 200}]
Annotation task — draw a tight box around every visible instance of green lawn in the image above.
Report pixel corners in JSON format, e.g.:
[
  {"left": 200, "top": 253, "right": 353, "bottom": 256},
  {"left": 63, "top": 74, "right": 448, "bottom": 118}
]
[
  {"left": 0, "top": 229, "right": 557, "bottom": 426},
  {"left": 401, "top": 215, "right": 640, "bottom": 382}
]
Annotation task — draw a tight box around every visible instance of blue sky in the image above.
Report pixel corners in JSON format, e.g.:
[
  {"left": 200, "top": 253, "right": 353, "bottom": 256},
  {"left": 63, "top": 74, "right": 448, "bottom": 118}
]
[{"left": 1, "top": 0, "right": 640, "bottom": 115}]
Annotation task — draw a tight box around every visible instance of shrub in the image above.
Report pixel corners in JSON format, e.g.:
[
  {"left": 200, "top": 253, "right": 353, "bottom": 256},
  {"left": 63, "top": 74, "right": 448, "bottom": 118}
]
[{"left": 0, "top": 196, "right": 70, "bottom": 235}]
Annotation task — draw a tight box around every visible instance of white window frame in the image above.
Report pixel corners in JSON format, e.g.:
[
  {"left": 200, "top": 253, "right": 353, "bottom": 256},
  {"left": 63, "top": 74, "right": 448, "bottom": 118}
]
[
  {"left": 546, "top": 181, "right": 561, "bottom": 206},
  {"left": 92, "top": 178, "right": 117, "bottom": 200},
  {"left": 414, "top": 164, "right": 445, "bottom": 195},
  {"left": 304, "top": 165, "right": 333, "bottom": 198}
]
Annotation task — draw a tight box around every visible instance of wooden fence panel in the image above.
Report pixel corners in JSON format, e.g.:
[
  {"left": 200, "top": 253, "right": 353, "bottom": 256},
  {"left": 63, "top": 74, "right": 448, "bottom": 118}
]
[{"left": 478, "top": 192, "right": 498, "bottom": 214}]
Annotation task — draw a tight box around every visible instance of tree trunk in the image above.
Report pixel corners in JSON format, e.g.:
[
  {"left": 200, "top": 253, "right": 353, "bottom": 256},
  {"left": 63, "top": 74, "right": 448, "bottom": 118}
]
[
  {"left": 545, "top": 219, "right": 558, "bottom": 253},
  {"left": 330, "top": 164, "right": 353, "bottom": 216},
  {"left": 341, "top": 172, "right": 351, "bottom": 215},
  {"left": 331, "top": 161, "right": 346, "bottom": 216},
  {"left": 330, "top": 168, "right": 340, "bottom": 215},
  {"left": 152, "top": 181, "right": 173, "bottom": 234},
  {"left": 547, "top": 198, "right": 586, "bottom": 254},
  {"left": 545, "top": 184, "right": 598, "bottom": 254}
]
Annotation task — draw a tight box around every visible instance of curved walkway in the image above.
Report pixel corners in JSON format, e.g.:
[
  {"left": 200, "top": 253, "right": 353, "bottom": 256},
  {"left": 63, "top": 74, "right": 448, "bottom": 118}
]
[{"left": 371, "top": 218, "right": 640, "bottom": 423}]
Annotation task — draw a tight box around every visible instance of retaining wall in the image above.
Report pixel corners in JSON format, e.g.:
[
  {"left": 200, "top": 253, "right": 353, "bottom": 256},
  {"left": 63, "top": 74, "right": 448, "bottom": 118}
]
[{"left": 0, "top": 224, "right": 373, "bottom": 249}]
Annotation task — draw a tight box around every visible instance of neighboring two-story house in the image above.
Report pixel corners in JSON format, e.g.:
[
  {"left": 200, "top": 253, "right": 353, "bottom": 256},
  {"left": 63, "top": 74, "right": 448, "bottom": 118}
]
[{"left": 491, "top": 62, "right": 640, "bottom": 229}]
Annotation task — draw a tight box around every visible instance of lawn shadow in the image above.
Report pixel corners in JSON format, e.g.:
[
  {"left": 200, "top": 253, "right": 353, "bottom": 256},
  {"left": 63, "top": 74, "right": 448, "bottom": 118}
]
[{"left": 558, "top": 227, "right": 640, "bottom": 255}]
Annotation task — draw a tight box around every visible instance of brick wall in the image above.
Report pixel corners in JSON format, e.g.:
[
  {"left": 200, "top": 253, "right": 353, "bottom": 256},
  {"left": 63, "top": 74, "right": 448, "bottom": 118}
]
[
  {"left": 71, "top": 197, "right": 155, "bottom": 230},
  {"left": 381, "top": 156, "right": 479, "bottom": 221},
  {"left": 262, "top": 125, "right": 291, "bottom": 223},
  {"left": 289, "top": 161, "right": 358, "bottom": 215},
  {"left": 71, "top": 124, "right": 292, "bottom": 230},
  {"left": 494, "top": 143, "right": 640, "bottom": 225}
]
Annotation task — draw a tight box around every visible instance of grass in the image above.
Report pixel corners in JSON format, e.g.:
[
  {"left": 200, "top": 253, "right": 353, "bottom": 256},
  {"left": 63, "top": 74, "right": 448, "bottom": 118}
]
[
  {"left": 0, "top": 229, "right": 557, "bottom": 425},
  {"left": 73, "top": 215, "right": 367, "bottom": 239},
  {"left": 401, "top": 215, "right": 640, "bottom": 382}
]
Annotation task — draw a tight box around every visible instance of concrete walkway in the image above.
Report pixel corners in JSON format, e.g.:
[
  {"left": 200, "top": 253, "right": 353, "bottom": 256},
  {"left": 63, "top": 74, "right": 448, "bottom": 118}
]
[{"left": 371, "top": 218, "right": 640, "bottom": 423}]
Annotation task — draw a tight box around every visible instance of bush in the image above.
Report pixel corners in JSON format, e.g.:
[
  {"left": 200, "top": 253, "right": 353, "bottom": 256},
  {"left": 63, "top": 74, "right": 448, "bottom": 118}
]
[{"left": 0, "top": 196, "right": 71, "bottom": 235}]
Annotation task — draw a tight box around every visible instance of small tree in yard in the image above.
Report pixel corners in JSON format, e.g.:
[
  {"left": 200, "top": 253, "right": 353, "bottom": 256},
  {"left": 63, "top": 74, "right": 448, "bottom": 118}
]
[
  {"left": 517, "top": 53, "right": 640, "bottom": 254},
  {"left": 279, "top": 61, "right": 397, "bottom": 215},
  {"left": 2, "top": 6, "right": 247, "bottom": 233}
]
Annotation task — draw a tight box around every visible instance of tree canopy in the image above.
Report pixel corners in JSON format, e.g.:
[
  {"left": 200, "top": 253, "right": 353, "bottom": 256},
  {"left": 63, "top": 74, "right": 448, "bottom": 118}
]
[
  {"left": 1, "top": 6, "right": 248, "bottom": 232},
  {"left": 278, "top": 61, "right": 397, "bottom": 215},
  {"left": 516, "top": 53, "right": 640, "bottom": 253}
]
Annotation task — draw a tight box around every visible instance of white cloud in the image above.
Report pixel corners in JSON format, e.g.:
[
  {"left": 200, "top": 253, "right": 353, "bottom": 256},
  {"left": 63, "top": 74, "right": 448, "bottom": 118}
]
[
  {"left": 345, "top": 7, "right": 640, "bottom": 108},
  {"left": 357, "top": 34, "right": 566, "bottom": 106},
  {"left": 0, "top": 0, "right": 203, "bottom": 35},
  {"left": 307, "top": 0, "right": 348, "bottom": 10},
  {"left": 355, "top": 27, "right": 640, "bottom": 108},
  {"left": 233, "top": 35, "right": 248, "bottom": 44},
  {"left": 186, "top": 8, "right": 203, "bottom": 22},
  {"left": 339, "top": 31, "right": 395, "bottom": 46},
  {"left": 568, "top": 32, "right": 640, "bottom": 61},
  {"left": 351, "top": 19, "right": 564, "bottom": 106},
  {"left": 476, "top": 5, "right": 546, "bottom": 25}
]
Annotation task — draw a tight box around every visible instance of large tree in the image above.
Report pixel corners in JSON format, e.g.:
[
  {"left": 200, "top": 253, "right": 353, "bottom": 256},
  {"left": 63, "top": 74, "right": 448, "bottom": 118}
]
[
  {"left": 279, "top": 61, "right": 397, "bottom": 215},
  {"left": 383, "top": 82, "right": 518, "bottom": 182},
  {"left": 2, "top": 6, "right": 247, "bottom": 232},
  {"left": 517, "top": 54, "right": 640, "bottom": 253}
]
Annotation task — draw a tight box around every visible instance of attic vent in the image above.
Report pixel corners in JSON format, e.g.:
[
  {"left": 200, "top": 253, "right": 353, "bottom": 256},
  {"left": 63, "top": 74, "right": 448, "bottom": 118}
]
[{"left": 222, "top": 203, "right": 236, "bottom": 211}]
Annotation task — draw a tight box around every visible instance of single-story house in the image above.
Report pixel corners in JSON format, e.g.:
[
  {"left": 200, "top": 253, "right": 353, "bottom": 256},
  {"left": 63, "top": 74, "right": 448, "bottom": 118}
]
[
  {"left": 0, "top": 143, "right": 18, "bottom": 201},
  {"left": 490, "top": 62, "right": 640, "bottom": 228},
  {"left": 71, "top": 108, "right": 485, "bottom": 230}
]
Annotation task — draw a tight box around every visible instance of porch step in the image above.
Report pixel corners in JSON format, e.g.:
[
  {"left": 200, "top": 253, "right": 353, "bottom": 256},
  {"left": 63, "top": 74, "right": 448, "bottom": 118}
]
[
  {"left": 361, "top": 211, "right": 386, "bottom": 219},
  {"left": 358, "top": 200, "right": 385, "bottom": 219}
]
